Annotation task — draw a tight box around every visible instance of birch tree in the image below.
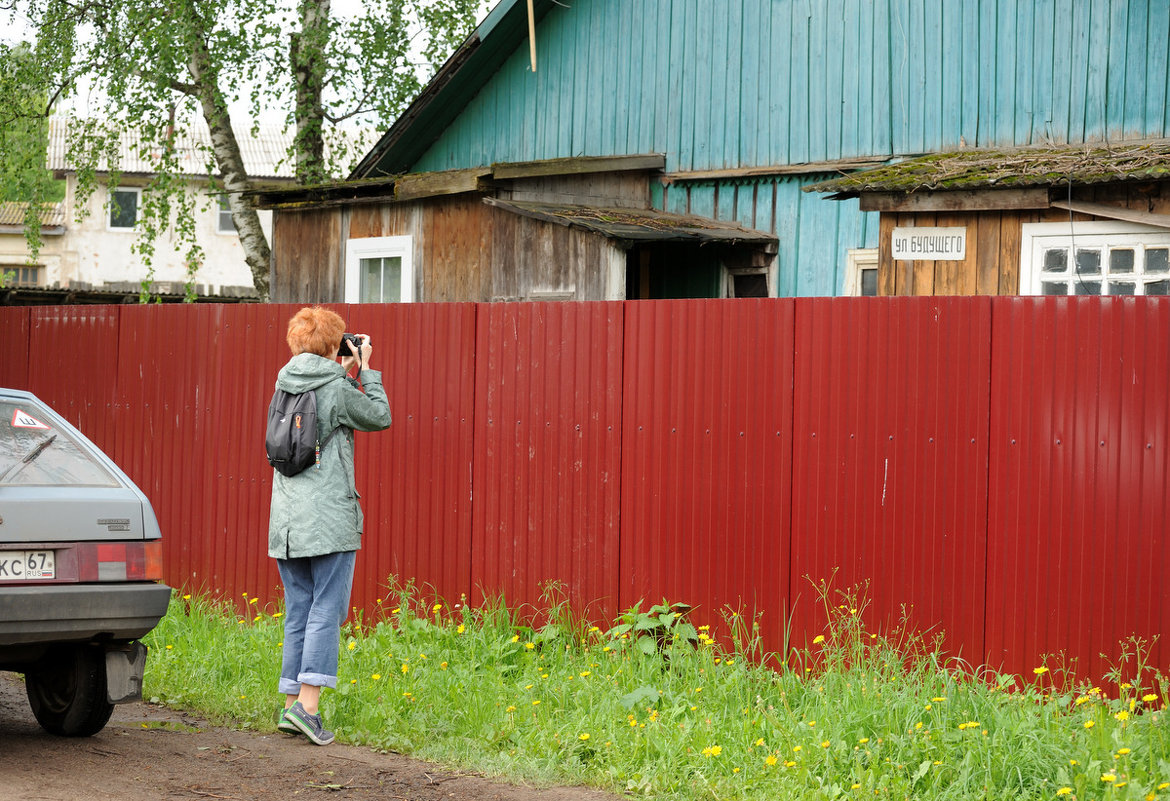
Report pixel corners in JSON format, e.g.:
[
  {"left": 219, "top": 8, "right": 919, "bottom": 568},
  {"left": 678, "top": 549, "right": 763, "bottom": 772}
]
[{"left": 0, "top": 0, "right": 483, "bottom": 300}]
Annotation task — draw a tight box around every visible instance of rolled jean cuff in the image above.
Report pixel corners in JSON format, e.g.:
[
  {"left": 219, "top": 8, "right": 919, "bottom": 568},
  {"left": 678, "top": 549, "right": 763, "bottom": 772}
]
[
  {"left": 297, "top": 671, "right": 337, "bottom": 689},
  {"left": 278, "top": 677, "right": 302, "bottom": 695}
]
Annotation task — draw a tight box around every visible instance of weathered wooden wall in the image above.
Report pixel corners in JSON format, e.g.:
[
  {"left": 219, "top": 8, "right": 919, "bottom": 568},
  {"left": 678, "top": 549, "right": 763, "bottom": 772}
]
[
  {"left": 877, "top": 185, "right": 1170, "bottom": 296},
  {"left": 270, "top": 194, "right": 626, "bottom": 304}
]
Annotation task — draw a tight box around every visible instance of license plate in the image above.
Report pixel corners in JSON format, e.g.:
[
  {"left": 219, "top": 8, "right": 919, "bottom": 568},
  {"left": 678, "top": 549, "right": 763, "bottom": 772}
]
[{"left": 0, "top": 550, "right": 55, "bottom": 581}]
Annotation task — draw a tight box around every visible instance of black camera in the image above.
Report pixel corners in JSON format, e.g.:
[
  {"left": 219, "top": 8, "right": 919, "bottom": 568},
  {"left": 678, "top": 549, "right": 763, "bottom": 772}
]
[{"left": 337, "top": 333, "right": 363, "bottom": 356}]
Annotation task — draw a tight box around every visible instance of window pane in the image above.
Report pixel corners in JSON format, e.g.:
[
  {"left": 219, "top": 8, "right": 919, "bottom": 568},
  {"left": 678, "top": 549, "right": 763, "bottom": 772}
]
[
  {"left": 360, "top": 256, "right": 401, "bottom": 303},
  {"left": 1146, "top": 280, "right": 1170, "bottom": 296},
  {"left": 732, "top": 273, "right": 768, "bottom": 298},
  {"left": 1043, "top": 248, "right": 1068, "bottom": 273},
  {"left": 1107, "top": 280, "right": 1136, "bottom": 295},
  {"left": 217, "top": 197, "right": 236, "bottom": 233},
  {"left": 1147, "top": 249, "right": 1169, "bottom": 274},
  {"left": 0, "top": 401, "right": 119, "bottom": 487},
  {"left": 1041, "top": 282, "right": 1067, "bottom": 295},
  {"left": 1075, "top": 248, "right": 1101, "bottom": 276},
  {"left": 859, "top": 268, "right": 878, "bottom": 297},
  {"left": 1073, "top": 280, "right": 1101, "bottom": 296},
  {"left": 1109, "top": 249, "right": 1134, "bottom": 275},
  {"left": 109, "top": 190, "right": 138, "bottom": 228}
]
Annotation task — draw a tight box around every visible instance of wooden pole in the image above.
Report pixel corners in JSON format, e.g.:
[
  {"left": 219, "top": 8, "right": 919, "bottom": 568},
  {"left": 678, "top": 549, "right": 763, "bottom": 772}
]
[{"left": 527, "top": 0, "right": 537, "bottom": 71}]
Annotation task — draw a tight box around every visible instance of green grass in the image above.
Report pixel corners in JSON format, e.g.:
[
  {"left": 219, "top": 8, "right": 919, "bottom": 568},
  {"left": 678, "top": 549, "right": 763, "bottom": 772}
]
[{"left": 144, "top": 581, "right": 1169, "bottom": 800}]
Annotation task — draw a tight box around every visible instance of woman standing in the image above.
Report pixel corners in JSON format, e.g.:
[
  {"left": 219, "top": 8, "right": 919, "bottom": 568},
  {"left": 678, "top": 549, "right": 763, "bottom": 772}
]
[{"left": 268, "top": 306, "right": 391, "bottom": 745}]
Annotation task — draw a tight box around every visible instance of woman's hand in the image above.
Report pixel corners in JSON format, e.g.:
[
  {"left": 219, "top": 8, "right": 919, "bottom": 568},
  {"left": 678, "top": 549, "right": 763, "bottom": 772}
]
[{"left": 340, "top": 334, "right": 373, "bottom": 374}]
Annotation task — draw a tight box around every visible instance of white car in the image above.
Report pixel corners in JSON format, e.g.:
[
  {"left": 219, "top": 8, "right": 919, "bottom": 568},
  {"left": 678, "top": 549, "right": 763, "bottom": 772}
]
[{"left": 0, "top": 388, "right": 171, "bottom": 736}]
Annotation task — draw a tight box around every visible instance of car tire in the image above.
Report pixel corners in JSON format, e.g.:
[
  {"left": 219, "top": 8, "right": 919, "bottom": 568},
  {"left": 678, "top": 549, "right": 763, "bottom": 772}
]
[{"left": 25, "top": 645, "right": 114, "bottom": 736}]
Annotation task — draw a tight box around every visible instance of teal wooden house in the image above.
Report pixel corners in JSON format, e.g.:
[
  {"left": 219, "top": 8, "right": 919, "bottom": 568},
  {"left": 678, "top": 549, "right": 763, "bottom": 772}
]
[{"left": 255, "top": 0, "right": 1170, "bottom": 303}]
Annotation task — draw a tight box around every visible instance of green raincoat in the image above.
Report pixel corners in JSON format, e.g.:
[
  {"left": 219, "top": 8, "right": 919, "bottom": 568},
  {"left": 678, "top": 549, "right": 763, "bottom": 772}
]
[{"left": 268, "top": 353, "right": 391, "bottom": 559}]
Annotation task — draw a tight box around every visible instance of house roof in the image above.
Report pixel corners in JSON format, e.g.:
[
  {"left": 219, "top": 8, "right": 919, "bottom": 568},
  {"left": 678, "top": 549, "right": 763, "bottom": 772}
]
[
  {"left": 351, "top": 0, "right": 552, "bottom": 178},
  {"left": 45, "top": 118, "right": 372, "bottom": 181},
  {"left": 0, "top": 201, "right": 66, "bottom": 233},
  {"left": 804, "top": 140, "right": 1170, "bottom": 196},
  {"left": 483, "top": 198, "right": 778, "bottom": 248}
]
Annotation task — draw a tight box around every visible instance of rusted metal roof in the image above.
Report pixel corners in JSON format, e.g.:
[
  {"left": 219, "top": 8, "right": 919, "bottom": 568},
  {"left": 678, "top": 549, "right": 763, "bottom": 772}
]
[
  {"left": 806, "top": 140, "right": 1170, "bottom": 196},
  {"left": 483, "top": 198, "right": 778, "bottom": 246},
  {"left": 0, "top": 201, "right": 65, "bottom": 231}
]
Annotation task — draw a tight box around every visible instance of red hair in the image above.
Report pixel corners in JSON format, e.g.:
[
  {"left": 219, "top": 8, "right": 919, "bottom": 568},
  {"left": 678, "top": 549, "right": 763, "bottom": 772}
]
[{"left": 286, "top": 307, "right": 345, "bottom": 358}]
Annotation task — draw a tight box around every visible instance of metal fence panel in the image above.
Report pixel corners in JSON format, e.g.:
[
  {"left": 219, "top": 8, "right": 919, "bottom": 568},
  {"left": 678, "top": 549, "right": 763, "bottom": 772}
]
[
  {"left": 987, "top": 297, "right": 1170, "bottom": 680},
  {"left": 790, "top": 298, "right": 992, "bottom": 660},
  {"left": 620, "top": 299, "right": 794, "bottom": 654},
  {"left": 471, "top": 302, "right": 624, "bottom": 619}
]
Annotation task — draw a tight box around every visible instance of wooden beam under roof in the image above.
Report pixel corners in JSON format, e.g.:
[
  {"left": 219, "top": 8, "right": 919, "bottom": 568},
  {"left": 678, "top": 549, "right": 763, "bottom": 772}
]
[
  {"left": 859, "top": 188, "right": 1051, "bottom": 212},
  {"left": 492, "top": 154, "right": 665, "bottom": 180}
]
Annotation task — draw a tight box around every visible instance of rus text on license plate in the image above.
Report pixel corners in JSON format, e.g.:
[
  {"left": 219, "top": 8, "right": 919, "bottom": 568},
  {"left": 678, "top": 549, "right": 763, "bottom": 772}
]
[{"left": 0, "top": 550, "right": 55, "bottom": 581}]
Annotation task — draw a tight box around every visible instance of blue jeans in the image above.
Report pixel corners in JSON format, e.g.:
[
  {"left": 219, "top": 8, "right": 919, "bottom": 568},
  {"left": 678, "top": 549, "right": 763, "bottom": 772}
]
[{"left": 276, "top": 550, "right": 356, "bottom": 694}]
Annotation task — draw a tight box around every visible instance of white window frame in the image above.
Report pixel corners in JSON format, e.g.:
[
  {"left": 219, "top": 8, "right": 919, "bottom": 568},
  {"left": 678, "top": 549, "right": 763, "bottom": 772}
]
[
  {"left": 216, "top": 196, "right": 237, "bottom": 235},
  {"left": 344, "top": 235, "right": 414, "bottom": 303},
  {"left": 723, "top": 265, "right": 774, "bottom": 298},
  {"left": 1020, "top": 221, "right": 1170, "bottom": 296},
  {"left": 844, "top": 248, "right": 880, "bottom": 296},
  {"left": 107, "top": 187, "right": 141, "bottom": 231}
]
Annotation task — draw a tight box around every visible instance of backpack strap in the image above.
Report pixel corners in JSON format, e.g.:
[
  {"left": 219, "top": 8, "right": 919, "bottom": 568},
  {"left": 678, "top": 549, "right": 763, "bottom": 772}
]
[{"left": 312, "top": 376, "right": 351, "bottom": 469}]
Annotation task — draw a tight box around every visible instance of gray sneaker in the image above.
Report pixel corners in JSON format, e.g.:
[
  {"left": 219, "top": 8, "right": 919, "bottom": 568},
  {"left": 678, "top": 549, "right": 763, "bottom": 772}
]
[
  {"left": 277, "top": 707, "right": 300, "bottom": 736},
  {"left": 284, "top": 700, "right": 335, "bottom": 745}
]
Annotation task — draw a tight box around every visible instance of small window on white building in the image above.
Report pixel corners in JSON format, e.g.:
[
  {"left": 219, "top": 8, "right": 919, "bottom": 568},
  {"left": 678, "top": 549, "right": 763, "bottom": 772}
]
[
  {"left": 217, "top": 197, "right": 237, "bottom": 234},
  {"left": 2, "top": 264, "right": 41, "bottom": 287},
  {"left": 1021, "top": 221, "right": 1170, "bottom": 296},
  {"left": 844, "top": 248, "right": 879, "bottom": 296},
  {"left": 108, "top": 187, "right": 140, "bottom": 230},
  {"left": 344, "top": 236, "right": 414, "bottom": 303}
]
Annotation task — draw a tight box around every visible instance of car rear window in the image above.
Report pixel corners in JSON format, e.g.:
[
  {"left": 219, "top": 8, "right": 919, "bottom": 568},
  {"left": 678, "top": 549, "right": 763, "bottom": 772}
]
[{"left": 0, "top": 401, "right": 120, "bottom": 487}]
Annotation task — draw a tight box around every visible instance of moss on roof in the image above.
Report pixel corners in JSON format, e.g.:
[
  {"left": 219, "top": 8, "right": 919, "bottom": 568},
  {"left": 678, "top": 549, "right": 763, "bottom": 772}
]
[{"left": 805, "top": 141, "right": 1170, "bottom": 194}]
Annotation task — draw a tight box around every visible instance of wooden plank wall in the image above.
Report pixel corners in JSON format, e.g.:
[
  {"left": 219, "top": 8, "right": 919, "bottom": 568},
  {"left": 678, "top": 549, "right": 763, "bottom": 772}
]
[
  {"left": 271, "top": 195, "right": 622, "bottom": 303},
  {"left": 878, "top": 185, "right": 1170, "bottom": 296},
  {"left": 414, "top": 0, "right": 1170, "bottom": 174}
]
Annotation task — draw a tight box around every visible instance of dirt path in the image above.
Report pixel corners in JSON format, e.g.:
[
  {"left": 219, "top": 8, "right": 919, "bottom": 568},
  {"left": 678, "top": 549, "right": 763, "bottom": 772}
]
[{"left": 0, "top": 672, "right": 624, "bottom": 801}]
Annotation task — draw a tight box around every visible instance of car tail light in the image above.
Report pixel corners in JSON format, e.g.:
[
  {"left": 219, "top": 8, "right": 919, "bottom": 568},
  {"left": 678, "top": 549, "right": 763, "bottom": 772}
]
[{"left": 77, "top": 541, "right": 164, "bottom": 582}]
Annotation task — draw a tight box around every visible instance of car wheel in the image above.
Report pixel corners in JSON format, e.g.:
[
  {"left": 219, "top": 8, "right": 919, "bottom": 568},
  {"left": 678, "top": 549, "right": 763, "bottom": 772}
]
[{"left": 25, "top": 645, "right": 114, "bottom": 736}]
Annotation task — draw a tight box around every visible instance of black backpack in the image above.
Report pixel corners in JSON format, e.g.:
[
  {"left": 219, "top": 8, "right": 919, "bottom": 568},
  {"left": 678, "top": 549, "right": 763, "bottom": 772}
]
[{"left": 265, "top": 387, "right": 339, "bottom": 477}]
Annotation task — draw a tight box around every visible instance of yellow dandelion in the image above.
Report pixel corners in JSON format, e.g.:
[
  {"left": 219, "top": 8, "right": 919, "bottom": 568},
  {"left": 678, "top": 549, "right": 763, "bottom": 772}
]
[
  {"left": 532, "top": 700, "right": 540, "bottom": 706},
  {"left": 401, "top": 663, "right": 409, "bottom": 674},
  {"left": 432, "top": 603, "right": 442, "bottom": 613},
  {"left": 784, "top": 760, "right": 796, "bottom": 768},
  {"left": 347, "top": 641, "right": 356, "bottom": 651},
  {"left": 1075, "top": 695, "right": 1090, "bottom": 706},
  {"left": 440, "top": 661, "right": 448, "bottom": 670},
  {"left": 525, "top": 642, "right": 535, "bottom": 650},
  {"left": 793, "top": 745, "right": 802, "bottom": 752},
  {"left": 931, "top": 696, "right": 946, "bottom": 702},
  {"left": 580, "top": 671, "right": 591, "bottom": 677},
  {"left": 1033, "top": 666, "right": 1048, "bottom": 675},
  {"left": 510, "top": 634, "right": 520, "bottom": 643},
  {"left": 755, "top": 738, "right": 765, "bottom": 747},
  {"left": 1056, "top": 788, "right": 1072, "bottom": 796},
  {"left": 506, "top": 705, "right": 516, "bottom": 713},
  {"left": 821, "top": 740, "right": 830, "bottom": 748},
  {"left": 165, "top": 644, "right": 173, "bottom": 650},
  {"left": 1142, "top": 693, "right": 1158, "bottom": 702},
  {"left": 371, "top": 673, "right": 381, "bottom": 680},
  {"left": 1158, "top": 783, "right": 1170, "bottom": 791},
  {"left": 182, "top": 594, "right": 191, "bottom": 600},
  {"left": 457, "top": 624, "right": 465, "bottom": 634},
  {"left": 579, "top": 733, "right": 590, "bottom": 741},
  {"left": 813, "top": 635, "right": 825, "bottom": 644},
  {"left": 765, "top": 754, "right": 778, "bottom": 766},
  {"left": 858, "top": 737, "right": 869, "bottom": 744},
  {"left": 851, "top": 784, "right": 861, "bottom": 790},
  {"left": 1084, "top": 720, "right": 1096, "bottom": 729},
  {"left": 273, "top": 612, "right": 283, "bottom": 619},
  {"left": 1115, "top": 710, "right": 1129, "bottom": 721},
  {"left": 1102, "top": 773, "right": 1116, "bottom": 783}
]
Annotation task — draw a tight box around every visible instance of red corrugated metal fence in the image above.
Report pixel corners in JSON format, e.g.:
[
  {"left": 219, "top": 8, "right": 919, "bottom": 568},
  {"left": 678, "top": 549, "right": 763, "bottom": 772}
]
[{"left": 1, "top": 297, "right": 1166, "bottom": 681}]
